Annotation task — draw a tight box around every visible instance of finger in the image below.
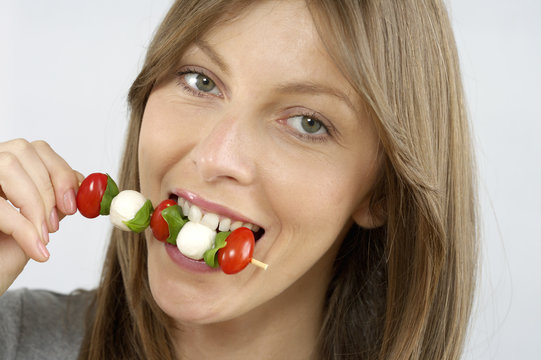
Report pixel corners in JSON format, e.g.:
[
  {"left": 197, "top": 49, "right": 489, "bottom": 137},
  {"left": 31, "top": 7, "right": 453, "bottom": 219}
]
[
  {"left": 0, "top": 151, "right": 49, "bottom": 245},
  {"left": 0, "top": 139, "right": 57, "bottom": 232},
  {"left": 0, "top": 199, "right": 49, "bottom": 262},
  {"left": 0, "top": 234, "right": 31, "bottom": 294},
  {"left": 31, "top": 140, "right": 82, "bottom": 216},
  {"left": 76, "top": 171, "right": 85, "bottom": 186}
]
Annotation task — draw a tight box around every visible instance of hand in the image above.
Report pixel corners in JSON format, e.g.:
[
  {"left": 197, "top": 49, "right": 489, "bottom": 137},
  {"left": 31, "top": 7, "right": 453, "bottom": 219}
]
[{"left": 0, "top": 139, "right": 83, "bottom": 294}]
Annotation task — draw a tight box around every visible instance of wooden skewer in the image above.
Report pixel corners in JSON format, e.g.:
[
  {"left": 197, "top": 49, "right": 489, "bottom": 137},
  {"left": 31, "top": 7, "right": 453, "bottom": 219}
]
[{"left": 250, "top": 258, "right": 269, "bottom": 270}]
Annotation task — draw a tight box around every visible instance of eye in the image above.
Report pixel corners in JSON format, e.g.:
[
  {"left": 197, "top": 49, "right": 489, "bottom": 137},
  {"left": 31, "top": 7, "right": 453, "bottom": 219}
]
[
  {"left": 287, "top": 115, "right": 328, "bottom": 136},
  {"left": 178, "top": 70, "right": 221, "bottom": 96}
]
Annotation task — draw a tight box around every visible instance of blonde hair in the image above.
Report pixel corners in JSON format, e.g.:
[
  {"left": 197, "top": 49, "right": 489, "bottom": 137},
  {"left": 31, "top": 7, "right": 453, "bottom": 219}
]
[{"left": 79, "top": 1, "right": 477, "bottom": 359}]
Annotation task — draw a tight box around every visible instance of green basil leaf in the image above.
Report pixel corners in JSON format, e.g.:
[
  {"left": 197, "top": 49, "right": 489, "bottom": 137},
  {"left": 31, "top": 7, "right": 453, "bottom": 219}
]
[
  {"left": 203, "top": 231, "right": 230, "bottom": 268},
  {"left": 162, "top": 205, "right": 187, "bottom": 245},
  {"left": 123, "top": 200, "right": 153, "bottom": 233},
  {"left": 99, "top": 174, "right": 119, "bottom": 216}
]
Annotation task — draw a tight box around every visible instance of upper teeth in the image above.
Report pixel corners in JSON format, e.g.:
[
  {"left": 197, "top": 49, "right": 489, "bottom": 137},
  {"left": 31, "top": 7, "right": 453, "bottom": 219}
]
[{"left": 178, "top": 198, "right": 259, "bottom": 233}]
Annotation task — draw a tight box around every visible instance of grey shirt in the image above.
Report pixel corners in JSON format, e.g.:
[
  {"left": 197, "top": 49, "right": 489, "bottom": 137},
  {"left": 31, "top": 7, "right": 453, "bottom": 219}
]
[{"left": 0, "top": 288, "right": 93, "bottom": 360}]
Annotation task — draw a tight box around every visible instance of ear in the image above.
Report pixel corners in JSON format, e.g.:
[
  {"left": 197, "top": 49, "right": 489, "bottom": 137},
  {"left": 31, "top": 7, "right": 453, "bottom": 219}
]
[{"left": 352, "top": 197, "right": 386, "bottom": 229}]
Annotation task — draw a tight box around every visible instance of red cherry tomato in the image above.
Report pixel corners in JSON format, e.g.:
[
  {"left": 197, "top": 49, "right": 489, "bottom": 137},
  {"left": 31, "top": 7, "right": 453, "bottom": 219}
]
[
  {"left": 218, "top": 227, "right": 255, "bottom": 274},
  {"left": 76, "top": 173, "right": 108, "bottom": 218},
  {"left": 150, "top": 199, "right": 177, "bottom": 241}
]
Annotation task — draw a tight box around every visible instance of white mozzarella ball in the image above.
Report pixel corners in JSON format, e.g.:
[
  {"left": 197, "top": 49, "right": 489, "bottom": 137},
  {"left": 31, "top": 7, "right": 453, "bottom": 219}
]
[
  {"left": 109, "top": 190, "right": 147, "bottom": 231},
  {"left": 176, "top": 221, "right": 216, "bottom": 260}
]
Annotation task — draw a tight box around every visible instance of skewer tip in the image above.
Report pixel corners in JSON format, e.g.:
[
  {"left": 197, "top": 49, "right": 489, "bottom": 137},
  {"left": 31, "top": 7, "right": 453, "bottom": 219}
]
[{"left": 250, "top": 258, "right": 268, "bottom": 270}]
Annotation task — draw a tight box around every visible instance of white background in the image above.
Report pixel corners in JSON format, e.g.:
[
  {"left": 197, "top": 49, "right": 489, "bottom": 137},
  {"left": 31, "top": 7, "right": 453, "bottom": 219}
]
[{"left": 1, "top": 1, "right": 540, "bottom": 359}]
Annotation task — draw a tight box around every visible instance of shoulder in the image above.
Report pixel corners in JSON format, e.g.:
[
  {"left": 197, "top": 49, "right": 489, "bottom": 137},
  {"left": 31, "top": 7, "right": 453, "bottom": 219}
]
[{"left": 0, "top": 288, "right": 95, "bottom": 360}]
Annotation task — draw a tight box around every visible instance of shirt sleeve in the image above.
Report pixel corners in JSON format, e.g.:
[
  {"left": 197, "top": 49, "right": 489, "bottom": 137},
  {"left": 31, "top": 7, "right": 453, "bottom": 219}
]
[
  {"left": 0, "top": 288, "right": 93, "bottom": 360},
  {"left": 0, "top": 289, "right": 24, "bottom": 360}
]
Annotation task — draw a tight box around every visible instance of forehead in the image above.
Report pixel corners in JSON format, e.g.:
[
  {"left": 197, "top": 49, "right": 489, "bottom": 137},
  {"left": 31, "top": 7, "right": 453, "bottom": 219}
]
[
  {"left": 190, "top": 0, "right": 356, "bottom": 98},
  {"left": 206, "top": 1, "right": 318, "bottom": 51}
]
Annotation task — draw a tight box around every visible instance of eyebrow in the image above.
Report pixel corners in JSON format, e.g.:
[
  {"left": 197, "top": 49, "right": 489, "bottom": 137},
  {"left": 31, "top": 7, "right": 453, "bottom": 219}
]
[
  {"left": 194, "top": 39, "right": 356, "bottom": 113},
  {"left": 275, "top": 82, "right": 357, "bottom": 113},
  {"left": 195, "top": 39, "right": 231, "bottom": 75}
]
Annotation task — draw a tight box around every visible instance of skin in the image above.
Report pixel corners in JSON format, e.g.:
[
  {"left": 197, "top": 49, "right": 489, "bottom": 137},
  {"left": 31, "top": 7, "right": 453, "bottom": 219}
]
[
  {"left": 138, "top": 1, "right": 381, "bottom": 358},
  {"left": 0, "top": 139, "right": 82, "bottom": 294},
  {"left": 0, "top": 1, "right": 380, "bottom": 358}
]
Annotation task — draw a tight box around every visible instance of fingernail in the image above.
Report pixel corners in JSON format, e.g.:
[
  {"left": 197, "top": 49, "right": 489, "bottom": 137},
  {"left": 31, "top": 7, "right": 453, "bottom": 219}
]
[
  {"left": 42, "top": 222, "right": 50, "bottom": 245},
  {"left": 64, "top": 189, "right": 77, "bottom": 214},
  {"left": 50, "top": 207, "right": 59, "bottom": 232},
  {"left": 37, "top": 239, "right": 50, "bottom": 260}
]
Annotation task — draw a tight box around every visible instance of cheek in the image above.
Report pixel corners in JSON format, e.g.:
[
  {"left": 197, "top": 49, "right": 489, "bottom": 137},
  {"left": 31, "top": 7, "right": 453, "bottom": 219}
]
[
  {"left": 138, "top": 92, "right": 192, "bottom": 196},
  {"left": 139, "top": 97, "right": 164, "bottom": 194},
  {"left": 265, "top": 154, "right": 363, "bottom": 223},
  {"left": 138, "top": 125, "right": 154, "bottom": 195},
  {"left": 262, "top": 142, "right": 376, "bottom": 258},
  {"left": 263, "top": 158, "right": 355, "bottom": 247}
]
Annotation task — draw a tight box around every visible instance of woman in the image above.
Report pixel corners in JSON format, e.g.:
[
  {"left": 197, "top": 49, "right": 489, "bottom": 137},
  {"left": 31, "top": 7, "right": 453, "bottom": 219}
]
[{"left": 0, "top": 0, "right": 477, "bottom": 359}]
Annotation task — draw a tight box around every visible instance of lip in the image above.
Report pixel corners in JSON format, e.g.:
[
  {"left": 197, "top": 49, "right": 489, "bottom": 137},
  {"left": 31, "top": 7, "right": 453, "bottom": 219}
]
[
  {"left": 165, "top": 242, "right": 220, "bottom": 273},
  {"left": 170, "top": 189, "right": 261, "bottom": 227},
  {"left": 163, "top": 190, "right": 267, "bottom": 272}
]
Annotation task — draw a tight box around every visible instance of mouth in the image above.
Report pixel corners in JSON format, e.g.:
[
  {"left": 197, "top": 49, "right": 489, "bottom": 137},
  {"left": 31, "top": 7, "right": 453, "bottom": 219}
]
[{"left": 167, "top": 193, "right": 265, "bottom": 242}]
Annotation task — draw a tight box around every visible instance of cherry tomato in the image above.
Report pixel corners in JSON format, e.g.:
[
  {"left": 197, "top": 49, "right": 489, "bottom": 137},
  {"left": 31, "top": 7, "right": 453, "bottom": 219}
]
[
  {"left": 150, "top": 199, "right": 177, "bottom": 241},
  {"left": 76, "top": 173, "right": 108, "bottom": 218},
  {"left": 218, "top": 227, "right": 255, "bottom": 274}
]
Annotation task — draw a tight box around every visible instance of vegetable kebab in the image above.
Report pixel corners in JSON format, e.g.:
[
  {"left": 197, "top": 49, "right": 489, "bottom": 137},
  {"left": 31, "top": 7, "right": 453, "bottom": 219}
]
[{"left": 76, "top": 172, "right": 268, "bottom": 274}]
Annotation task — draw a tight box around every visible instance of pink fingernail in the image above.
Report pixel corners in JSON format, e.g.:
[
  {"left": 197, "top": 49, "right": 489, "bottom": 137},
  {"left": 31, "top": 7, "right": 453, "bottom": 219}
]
[
  {"left": 42, "top": 222, "right": 50, "bottom": 245},
  {"left": 64, "top": 189, "right": 77, "bottom": 214},
  {"left": 37, "top": 239, "right": 50, "bottom": 260},
  {"left": 50, "top": 207, "right": 59, "bottom": 232}
]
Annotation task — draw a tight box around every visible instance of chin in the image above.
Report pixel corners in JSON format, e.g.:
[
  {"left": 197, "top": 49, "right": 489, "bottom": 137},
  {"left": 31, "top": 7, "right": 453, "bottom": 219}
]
[
  {"left": 145, "top": 239, "right": 237, "bottom": 325},
  {"left": 148, "top": 274, "right": 252, "bottom": 326}
]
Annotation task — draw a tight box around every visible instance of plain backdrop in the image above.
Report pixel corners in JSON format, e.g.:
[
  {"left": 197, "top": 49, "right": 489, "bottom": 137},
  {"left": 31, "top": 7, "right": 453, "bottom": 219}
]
[{"left": 1, "top": 1, "right": 540, "bottom": 359}]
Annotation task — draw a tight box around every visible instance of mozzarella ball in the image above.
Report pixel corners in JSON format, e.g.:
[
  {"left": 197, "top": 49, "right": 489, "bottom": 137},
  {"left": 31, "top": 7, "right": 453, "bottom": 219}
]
[
  {"left": 109, "top": 190, "right": 148, "bottom": 231},
  {"left": 176, "top": 221, "right": 216, "bottom": 260}
]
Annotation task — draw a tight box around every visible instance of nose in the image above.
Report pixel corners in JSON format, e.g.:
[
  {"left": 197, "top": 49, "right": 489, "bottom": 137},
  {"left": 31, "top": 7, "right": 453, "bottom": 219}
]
[{"left": 189, "top": 115, "right": 255, "bottom": 185}]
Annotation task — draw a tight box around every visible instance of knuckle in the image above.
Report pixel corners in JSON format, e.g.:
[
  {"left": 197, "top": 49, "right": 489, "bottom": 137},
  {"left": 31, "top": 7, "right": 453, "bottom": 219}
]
[
  {"left": 53, "top": 175, "right": 73, "bottom": 195},
  {"left": 0, "top": 151, "right": 18, "bottom": 168},
  {"left": 9, "top": 138, "right": 32, "bottom": 153},
  {"left": 31, "top": 140, "right": 51, "bottom": 152},
  {"left": 31, "top": 173, "right": 56, "bottom": 207},
  {"left": 41, "top": 181, "right": 56, "bottom": 205}
]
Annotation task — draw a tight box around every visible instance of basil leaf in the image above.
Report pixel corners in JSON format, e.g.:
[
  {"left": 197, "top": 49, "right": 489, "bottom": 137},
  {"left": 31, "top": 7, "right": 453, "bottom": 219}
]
[
  {"left": 203, "top": 231, "right": 230, "bottom": 268},
  {"left": 99, "top": 174, "right": 119, "bottom": 216},
  {"left": 162, "top": 205, "right": 187, "bottom": 245},
  {"left": 123, "top": 200, "right": 153, "bottom": 233}
]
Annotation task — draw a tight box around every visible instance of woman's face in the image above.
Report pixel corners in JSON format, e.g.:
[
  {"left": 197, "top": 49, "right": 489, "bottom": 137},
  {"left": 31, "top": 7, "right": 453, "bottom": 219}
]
[{"left": 139, "top": 0, "right": 380, "bottom": 325}]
